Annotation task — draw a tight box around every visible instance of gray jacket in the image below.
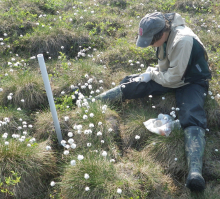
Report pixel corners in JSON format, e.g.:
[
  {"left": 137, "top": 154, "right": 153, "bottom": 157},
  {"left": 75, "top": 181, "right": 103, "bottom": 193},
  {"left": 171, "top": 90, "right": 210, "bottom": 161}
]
[{"left": 150, "top": 13, "right": 210, "bottom": 88}]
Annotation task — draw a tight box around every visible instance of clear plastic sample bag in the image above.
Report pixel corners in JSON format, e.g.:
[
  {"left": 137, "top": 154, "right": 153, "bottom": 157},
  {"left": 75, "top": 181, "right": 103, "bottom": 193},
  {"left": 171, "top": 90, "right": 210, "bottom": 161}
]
[{"left": 143, "top": 113, "right": 181, "bottom": 136}]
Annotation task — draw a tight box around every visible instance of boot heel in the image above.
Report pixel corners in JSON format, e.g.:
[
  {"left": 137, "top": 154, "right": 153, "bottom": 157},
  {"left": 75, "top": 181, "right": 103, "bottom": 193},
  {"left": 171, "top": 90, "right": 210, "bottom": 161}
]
[{"left": 186, "top": 172, "right": 205, "bottom": 191}]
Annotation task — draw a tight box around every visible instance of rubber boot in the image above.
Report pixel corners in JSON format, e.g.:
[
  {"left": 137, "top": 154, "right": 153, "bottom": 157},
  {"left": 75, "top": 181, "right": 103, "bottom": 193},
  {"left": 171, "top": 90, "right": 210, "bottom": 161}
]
[
  {"left": 95, "top": 85, "right": 123, "bottom": 104},
  {"left": 184, "top": 126, "right": 206, "bottom": 192}
]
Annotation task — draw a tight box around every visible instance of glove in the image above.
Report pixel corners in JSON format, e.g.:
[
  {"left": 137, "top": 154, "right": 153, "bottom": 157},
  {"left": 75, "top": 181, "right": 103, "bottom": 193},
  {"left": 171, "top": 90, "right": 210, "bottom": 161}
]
[
  {"left": 146, "top": 66, "right": 159, "bottom": 72},
  {"left": 139, "top": 72, "right": 151, "bottom": 83}
]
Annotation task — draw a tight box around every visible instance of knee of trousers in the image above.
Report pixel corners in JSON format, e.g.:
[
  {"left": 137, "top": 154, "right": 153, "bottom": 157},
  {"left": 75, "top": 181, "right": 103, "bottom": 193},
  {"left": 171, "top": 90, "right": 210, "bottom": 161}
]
[{"left": 178, "top": 107, "right": 207, "bottom": 129}]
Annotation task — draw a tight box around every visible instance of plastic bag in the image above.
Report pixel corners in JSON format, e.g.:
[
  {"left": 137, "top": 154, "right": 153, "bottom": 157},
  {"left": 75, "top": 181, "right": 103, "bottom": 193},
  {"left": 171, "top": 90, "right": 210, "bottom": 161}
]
[{"left": 143, "top": 113, "right": 181, "bottom": 136}]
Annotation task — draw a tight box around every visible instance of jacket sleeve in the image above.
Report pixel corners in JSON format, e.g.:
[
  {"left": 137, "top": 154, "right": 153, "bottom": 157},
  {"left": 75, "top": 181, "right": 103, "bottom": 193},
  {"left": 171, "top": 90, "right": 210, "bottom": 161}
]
[{"left": 150, "top": 37, "right": 193, "bottom": 88}]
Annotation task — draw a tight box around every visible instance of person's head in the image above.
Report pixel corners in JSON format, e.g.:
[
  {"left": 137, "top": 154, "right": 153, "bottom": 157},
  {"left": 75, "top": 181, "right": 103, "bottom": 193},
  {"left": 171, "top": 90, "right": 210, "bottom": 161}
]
[{"left": 136, "top": 12, "right": 171, "bottom": 48}]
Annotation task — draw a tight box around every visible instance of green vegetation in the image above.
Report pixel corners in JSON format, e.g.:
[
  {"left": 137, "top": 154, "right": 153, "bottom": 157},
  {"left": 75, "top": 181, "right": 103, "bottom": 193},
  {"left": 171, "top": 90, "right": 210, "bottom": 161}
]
[{"left": 0, "top": 0, "right": 220, "bottom": 198}]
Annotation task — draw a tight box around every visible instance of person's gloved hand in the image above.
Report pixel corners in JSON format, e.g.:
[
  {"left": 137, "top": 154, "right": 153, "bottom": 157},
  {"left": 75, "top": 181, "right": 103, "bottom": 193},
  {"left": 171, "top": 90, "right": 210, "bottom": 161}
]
[
  {"left": 140, "top": 72, "right": 151, "bottom": 83},
  {"left": 146, "top": 66, "right": 159, "bottom": 72}
]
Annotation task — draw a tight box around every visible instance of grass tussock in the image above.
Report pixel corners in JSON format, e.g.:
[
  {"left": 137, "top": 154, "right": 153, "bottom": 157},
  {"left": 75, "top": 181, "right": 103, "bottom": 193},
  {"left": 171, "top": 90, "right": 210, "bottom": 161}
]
[
  {"left": 144, "top": 129, "right": 186, "bottom": 179},
  {"left": 0, "top": 139, "right": 57, "bottom": 198},
  {"left": 0, "top": 71, "right": 47, "bottom": 110},
  {"left": 0, "top": 107, "right": 30, "bottom": 134},
  {"left": 34, "top": 101, "right": 121, "bottom": 153},
  {"left": 19, "top": 28, "right": 89, "bottom": 58},
  {"left": 61, "top": 153, "right": 121, "bottom": 199},
  {"left": 61, "top": 149, "right": 178, "bottom": 199},
  {"left": 120, "top": 103, "right": 156, "bottom": 149},
  {"left": 97, "top": 43, "right": 156, "bottom": 74},
  {"left": 116, "top": 149, "right": 178, "bottom": 198},
  {"left": 49, "top": 59, "right": 111, "bottom": 95}
]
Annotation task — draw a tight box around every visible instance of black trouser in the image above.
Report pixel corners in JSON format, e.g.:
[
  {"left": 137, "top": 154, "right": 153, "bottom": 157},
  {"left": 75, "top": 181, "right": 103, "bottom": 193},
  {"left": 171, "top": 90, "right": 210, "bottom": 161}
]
[{"left": 120, "top": 74, "right": 209, "bottom": 129}]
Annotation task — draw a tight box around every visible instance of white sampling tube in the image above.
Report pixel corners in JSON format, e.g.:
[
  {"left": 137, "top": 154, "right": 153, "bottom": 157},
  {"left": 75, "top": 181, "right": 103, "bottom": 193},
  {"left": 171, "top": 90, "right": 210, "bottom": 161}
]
[{"left": 37, "top": 54, "right": 63, "bottom": 144}]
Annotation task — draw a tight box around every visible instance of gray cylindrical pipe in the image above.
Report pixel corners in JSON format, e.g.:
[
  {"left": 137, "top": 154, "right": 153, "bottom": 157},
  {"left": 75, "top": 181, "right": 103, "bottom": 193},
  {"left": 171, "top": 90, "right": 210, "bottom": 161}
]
[{"left": 37, "top": 54, "right": 63, "bottom": 144}]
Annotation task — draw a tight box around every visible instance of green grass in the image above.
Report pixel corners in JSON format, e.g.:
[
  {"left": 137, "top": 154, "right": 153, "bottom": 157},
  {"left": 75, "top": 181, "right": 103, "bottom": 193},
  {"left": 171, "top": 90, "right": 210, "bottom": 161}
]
[{"left": 0, "top": 0, "right": 220, "bottom": 198}]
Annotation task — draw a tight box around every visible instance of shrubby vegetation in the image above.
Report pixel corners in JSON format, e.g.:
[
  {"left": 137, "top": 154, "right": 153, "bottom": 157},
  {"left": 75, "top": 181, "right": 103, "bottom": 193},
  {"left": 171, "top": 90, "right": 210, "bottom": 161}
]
[{"left": 0, "top": 0, "right": 220, "bottom": 198}]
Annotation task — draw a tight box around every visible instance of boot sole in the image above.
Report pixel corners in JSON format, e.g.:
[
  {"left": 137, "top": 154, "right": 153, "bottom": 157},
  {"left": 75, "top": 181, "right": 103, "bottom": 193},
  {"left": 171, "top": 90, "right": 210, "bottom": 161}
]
[{"left": 186, "top": 173, "right": 205, "bottom": 192}]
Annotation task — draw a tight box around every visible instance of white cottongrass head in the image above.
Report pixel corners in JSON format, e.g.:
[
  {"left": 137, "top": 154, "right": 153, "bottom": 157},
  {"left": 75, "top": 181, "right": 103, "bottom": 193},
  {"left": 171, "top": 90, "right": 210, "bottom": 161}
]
[
  {"left": 71, "top": 143, "right": 76, "bottom": 149},
  {"left": 102, "top": 151, "right": 107, "bottom": 157},
  {"left": 108, "top": 128, "right": 113, "bottom": 132},
  {"left": 68, "top": 138, "right": 74, "bottom": 144},
  {"left": 117, "top": 188, "right": 122, "bottom": 194},
  {"left": 64, "top": 116, "right": 69, "bottom": 121},
  {"left": 77, "top": 155, "right": 84, "bottom": 161},
  {"left": 84, "top": 173, "right": 90, "bottom": 179},
  {"left": 28, "top": 124, "right": 33, "bottom": 128},
  {"left": 68, "top": 132, "right": 73, "bottom": 137},
  {"left": 63, "top": 150, "right": 69, "bottom": 155},
  {"left": 85, "top": 186, "right": 90, "bottom": 191},
  {"left": 46, "top": 146, "right": 51, "bottom": 150},
  {"left": 83, "top": 115, "right": 88, "bottom": 120},
  {"left": 70, "top": 160, "right": 76, "bottom": 166},
  {"left": 87, "top": 143, "right": 92, "bottom": 147},
  {"left": 110, "top": 159, "right": 115, "bottom": 163},
  {"left": 77, "top": 125, "right": 83, "bottom": 130},
  {"left": 2, "top": 133, "right": 8, "bottom": 139},
  {"left": 89, "top": 113, "right": 94, "bottom": 117},
  {"left": 135, "top": 135, "right": 140, "bottom": 140},
  {"left": 7, "top": 95, "right": 12, "bottom": 100},
  {"left": 61, "top": 140, "right": 67, "bottom": 146},
  {"left": 29, "top": 138, "right": 36, "bottom": 143},
  {"left": 97, "top": 131, "right": 102, "bottom": 136},
  {"left": 89, "top": 123, "right": 94, "bottom": 128},
  {"left": 50, "top": 181, "right": 56, "bottom": 186},
  {"left": 102, "top": 105, "right": 107, "bottom": 111}
]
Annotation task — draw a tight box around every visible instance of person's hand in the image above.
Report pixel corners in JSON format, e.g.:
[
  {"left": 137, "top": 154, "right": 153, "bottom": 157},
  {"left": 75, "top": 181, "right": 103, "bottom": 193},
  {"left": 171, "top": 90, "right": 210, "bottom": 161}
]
[
  {"left": 140, "top": 72, "right": 151, "bottom": 83},
  {"left": 146, "top": 66, "right": 159, "bottom": 72}
]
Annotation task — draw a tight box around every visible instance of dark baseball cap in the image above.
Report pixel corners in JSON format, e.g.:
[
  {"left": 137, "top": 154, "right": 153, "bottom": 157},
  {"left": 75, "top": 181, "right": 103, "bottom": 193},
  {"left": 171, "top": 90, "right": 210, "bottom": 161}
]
[{"left": 136, "top": 12, "right": 165, "bottom": 48}]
